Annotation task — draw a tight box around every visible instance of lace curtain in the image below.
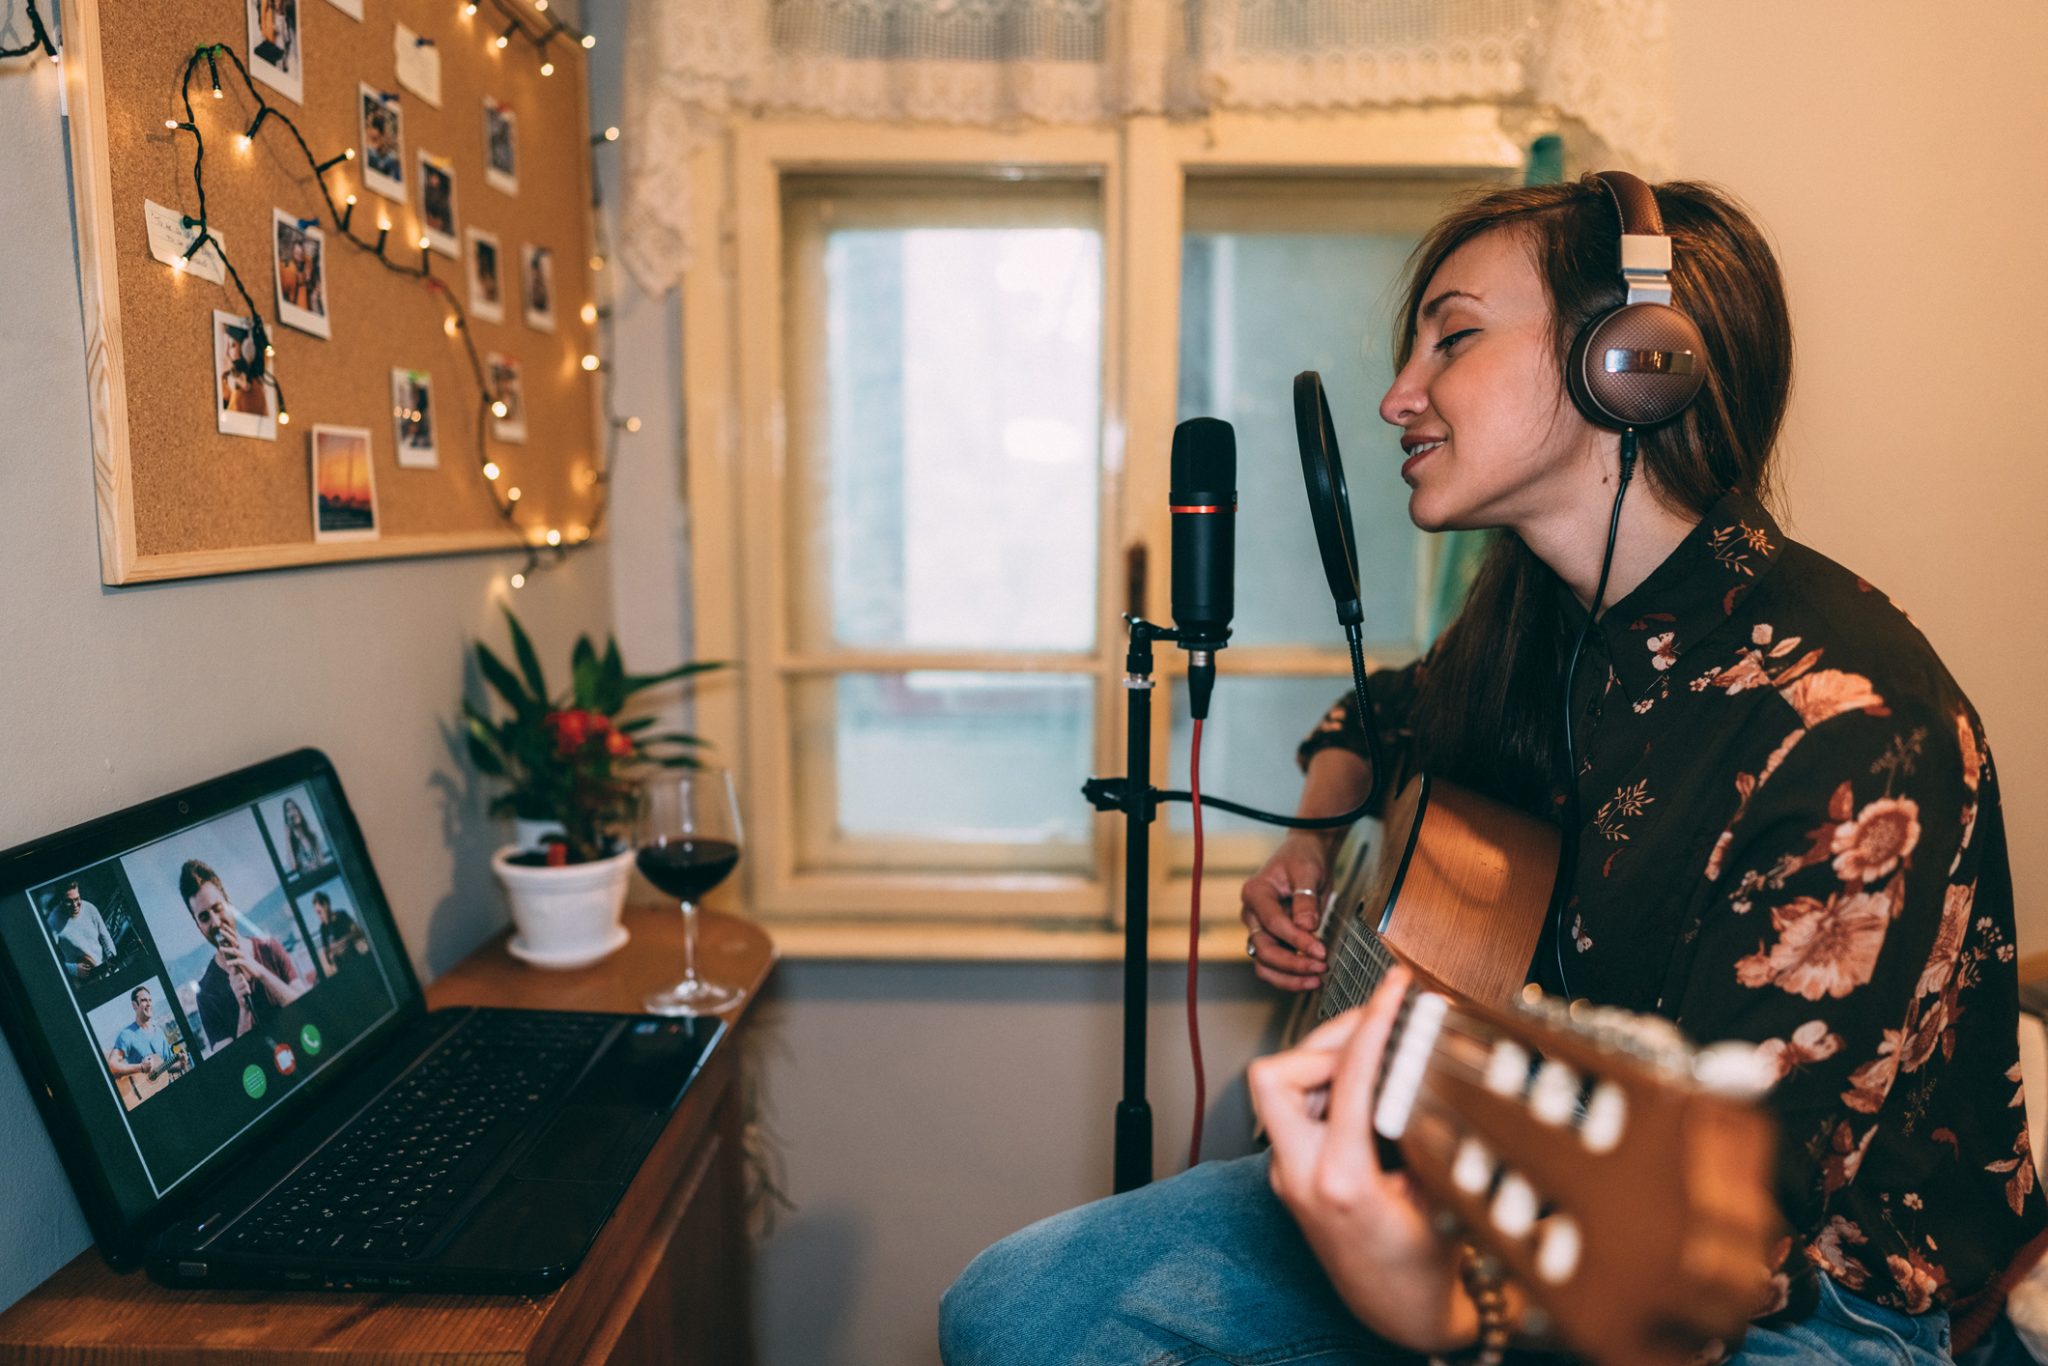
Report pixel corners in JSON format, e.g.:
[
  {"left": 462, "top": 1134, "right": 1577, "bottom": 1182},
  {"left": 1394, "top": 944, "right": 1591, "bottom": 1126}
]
[{"left": 620, "top": 0, "right": 1673, "bottom": 289}]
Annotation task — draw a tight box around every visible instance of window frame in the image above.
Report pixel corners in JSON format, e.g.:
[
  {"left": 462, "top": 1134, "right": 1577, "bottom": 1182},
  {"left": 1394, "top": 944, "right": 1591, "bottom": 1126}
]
[{"left": 683, "top": 108, "right": 1524, "bottom": 950}]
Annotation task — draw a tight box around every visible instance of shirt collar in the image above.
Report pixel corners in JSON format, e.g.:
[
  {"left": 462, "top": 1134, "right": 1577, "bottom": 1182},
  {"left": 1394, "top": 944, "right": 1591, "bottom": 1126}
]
[{"left": 1592, "top": 488, "right": 1786, "bottom": 701}]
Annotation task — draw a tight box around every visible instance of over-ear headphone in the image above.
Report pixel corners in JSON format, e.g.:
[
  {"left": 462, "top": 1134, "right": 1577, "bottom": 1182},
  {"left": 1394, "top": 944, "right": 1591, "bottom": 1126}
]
[{"left": 1564, "top": 171, "right": 1707, "bottom": 430}]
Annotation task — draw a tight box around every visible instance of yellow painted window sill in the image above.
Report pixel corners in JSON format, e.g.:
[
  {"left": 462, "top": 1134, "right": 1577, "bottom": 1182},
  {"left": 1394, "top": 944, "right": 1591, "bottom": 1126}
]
[{"left": 753, "top": 917, "right": 1260, "bottom": 964}]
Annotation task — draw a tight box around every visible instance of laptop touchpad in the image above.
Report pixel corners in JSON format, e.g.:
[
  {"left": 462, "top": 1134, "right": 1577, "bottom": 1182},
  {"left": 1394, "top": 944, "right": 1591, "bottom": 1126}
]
[{"left": 512, "top": 1106, "right": 658, "bottom": 1186}]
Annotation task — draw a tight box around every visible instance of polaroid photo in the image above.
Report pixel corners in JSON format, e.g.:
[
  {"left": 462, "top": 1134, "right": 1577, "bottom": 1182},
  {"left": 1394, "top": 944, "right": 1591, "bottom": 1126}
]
[
  {"left": 323, "top": 0, "right": 363, "bottom": 17},
  {"left": 487, "top": 353, "right": 526, "bottom": 444},
  {"left": 212, "top": 310, "right": 276, "bottom": 441},
  {"left": 521, "top": 244, "right": 555, "bottom": 332},
  {"left": 311, "top": 425, "right": 378, "bottom": 542},
  {"left": 272, "top": 210, "right": 330, "bottom": 339},
  {"left": 466, "top": 227, "right": 505, "bottom": 324},
  {"left": 417, "top": 150, "right": 458, "bottom": 257},
  {"left": 483, "top": 97, "right": 518, "bottom": 196},
  {"left": 246, "top": 0, "right": 303, "bottom": 104},
  {"left": 394, "top": 22, "right": 442, "bottom": 107},
  {"left": 358, "top": 85, "right": 404, "bottom": 201},
  {"left": 391, "top": 368, "right": 437, "bottom": 468}
]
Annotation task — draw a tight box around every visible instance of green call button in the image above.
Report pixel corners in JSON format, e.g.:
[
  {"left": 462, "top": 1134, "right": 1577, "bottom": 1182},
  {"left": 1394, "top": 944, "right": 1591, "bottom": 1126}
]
[
  {"left": 241, "top": 1065, "right": 267, "bottom": 1100},
  {"left": 299, "top": 1023, "right": 323, "bottom": 1056}
]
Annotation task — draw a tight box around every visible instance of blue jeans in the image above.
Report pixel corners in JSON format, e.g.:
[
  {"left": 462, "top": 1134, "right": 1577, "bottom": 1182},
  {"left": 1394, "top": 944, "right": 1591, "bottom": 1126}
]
[{"left": 939, "top": 1154, "right": 1953, "bottom": 1366}]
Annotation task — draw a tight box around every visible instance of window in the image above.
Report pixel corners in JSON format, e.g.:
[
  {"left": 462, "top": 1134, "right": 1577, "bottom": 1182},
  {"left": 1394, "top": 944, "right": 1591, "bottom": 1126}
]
[{"left": 690, "top": 116, "right": 1518, "bottom": 944}]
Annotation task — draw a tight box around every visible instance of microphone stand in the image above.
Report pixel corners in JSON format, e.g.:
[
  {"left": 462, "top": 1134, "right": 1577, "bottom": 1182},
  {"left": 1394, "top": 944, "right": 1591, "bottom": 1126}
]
[{"left": 1081, "top": 612, "right": 1176, "bottom": 1193}]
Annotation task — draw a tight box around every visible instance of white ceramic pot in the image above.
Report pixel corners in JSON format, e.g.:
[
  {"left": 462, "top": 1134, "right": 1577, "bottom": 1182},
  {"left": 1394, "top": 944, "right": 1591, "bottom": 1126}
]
[{"left": 491, "top": 843, "right": 634, "bottom": 968}]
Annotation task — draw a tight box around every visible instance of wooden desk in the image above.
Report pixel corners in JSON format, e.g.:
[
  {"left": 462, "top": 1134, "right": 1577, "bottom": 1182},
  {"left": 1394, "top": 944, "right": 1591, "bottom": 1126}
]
[{"left": 0, "top": 904, "right": 776, "bottom": 1365}]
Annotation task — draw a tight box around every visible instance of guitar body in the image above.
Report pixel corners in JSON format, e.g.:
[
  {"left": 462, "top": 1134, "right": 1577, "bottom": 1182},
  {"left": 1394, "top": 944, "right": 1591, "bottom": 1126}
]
[{"left": 1316, "top": 772, "right": 1559, "bottom": 1022}]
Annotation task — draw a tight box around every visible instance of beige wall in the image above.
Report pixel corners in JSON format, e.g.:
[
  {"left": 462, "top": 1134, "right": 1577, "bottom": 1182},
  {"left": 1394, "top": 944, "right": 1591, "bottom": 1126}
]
[{"left": 1674, "top": 2, "right": 2048, "bottom": 946}]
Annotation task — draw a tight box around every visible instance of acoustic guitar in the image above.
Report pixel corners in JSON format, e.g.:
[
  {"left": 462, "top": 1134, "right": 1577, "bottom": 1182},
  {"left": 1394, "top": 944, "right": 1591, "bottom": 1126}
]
[{"left": 1298, "top": 771, "right": 1782, "bottom": 1365}]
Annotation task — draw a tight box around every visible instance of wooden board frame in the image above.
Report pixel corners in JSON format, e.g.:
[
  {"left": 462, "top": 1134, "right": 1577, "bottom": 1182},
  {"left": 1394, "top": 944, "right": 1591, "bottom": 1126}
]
[{"left": 59, "top": 0, "right": 604, "bottom": 584}]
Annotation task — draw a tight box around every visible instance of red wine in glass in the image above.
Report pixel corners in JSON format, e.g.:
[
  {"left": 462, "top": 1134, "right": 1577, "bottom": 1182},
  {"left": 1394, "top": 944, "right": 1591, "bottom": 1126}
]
[
  {"left": 638, "top": 769, "right": 745, "bottom": 1016},
  {"left": 635, "top": 840, "right": 740, "bottom": 903}
]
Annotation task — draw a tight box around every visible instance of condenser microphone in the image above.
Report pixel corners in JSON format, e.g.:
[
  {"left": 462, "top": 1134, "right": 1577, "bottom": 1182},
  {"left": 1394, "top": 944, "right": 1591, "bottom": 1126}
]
[{"left": 1170, "top": 417, "right": 1235, "bottom": 720}]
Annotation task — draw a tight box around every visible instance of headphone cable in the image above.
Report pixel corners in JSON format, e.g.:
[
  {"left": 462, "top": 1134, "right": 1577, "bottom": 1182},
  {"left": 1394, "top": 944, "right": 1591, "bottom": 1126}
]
[{"left": 1551, "top": 428, "right": 1638, "bottom": 999}]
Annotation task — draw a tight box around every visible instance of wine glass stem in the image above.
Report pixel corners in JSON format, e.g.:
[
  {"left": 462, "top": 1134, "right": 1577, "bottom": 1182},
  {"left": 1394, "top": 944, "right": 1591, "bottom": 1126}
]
[{"left": 679, "top": 898, "right": 700, "bottom": 986}]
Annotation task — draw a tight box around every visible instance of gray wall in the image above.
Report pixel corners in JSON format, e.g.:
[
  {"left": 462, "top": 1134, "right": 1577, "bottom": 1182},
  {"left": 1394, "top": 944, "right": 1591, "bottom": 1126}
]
[{"left": 0, "top": 40, "right": 617, "bottom": 1314}]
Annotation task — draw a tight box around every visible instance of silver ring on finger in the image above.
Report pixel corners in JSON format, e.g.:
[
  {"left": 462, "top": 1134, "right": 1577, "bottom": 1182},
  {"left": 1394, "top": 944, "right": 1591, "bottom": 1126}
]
[
  {"left": 1246, "top": 933, "right": 1259, "bottom": 958},
  {"left": 1291, "top": 887, "right": 1318, "bottom": 898}
]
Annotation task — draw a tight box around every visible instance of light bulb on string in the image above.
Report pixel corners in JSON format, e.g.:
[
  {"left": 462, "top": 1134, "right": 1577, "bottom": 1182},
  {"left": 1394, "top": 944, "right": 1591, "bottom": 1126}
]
[
  {"left": 463, "top": 0, "right": 477, "bottom": 12},
  {"left": 483, "top": 460, "right": 502, "bottom": 480},
  {"left": 278, "top": 410, "right": 291, "bottom": 426},
  {"left": 507, "top": 486, "right": 522, "bottom": 501},
  {"left": 580, "top": 33, "right": 595, "bottom": 48},
  {"left": 589, "top": 254, "right": 604, "bottom": 271},
  {"left": 623, "top": 416, "right": 642, "bottom": 433},
  {"left": 545, "top": 528, "right": 562, "bottom": 547},
  {"left": 580, "top": 353, "right": 600, "bottom": 371},
  {"left": 540, "top": 59, "right": 555, "bottom": 76},
  {"left": 491, "top": 400, "right": 509, "bottom": 418},
  {"left": 535, "top": 0, "right": 548, "bottom": 10},
  {"left": 496, "top": 24, "right": 514, "bottom": 48},
  {"left": 509, "top": 572, "right": 526, "bottom": 589},
  {"left": 444, "top": 315, "right": 460, "bottom": 336},
  {"left": 579, "top": 302, "right": 597, "bottom": 325}
]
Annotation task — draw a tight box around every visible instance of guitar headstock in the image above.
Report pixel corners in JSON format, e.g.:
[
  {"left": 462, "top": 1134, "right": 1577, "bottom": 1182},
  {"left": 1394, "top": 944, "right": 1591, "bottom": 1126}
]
[{"left": 1376, "top": 977, "right": 1780, "bottom": 1366}]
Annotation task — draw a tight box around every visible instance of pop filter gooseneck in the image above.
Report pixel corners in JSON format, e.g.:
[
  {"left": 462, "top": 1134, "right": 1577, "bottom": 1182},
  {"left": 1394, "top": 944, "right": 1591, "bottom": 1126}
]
[{"left": 1292, "top": 371, "right": 1388, "bottom": 818}]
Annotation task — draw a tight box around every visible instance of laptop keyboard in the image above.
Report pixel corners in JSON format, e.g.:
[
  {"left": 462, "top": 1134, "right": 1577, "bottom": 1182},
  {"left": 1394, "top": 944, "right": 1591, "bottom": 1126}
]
[{"left": 223, "top": 1011, "right": 616, "bottom": 1261}]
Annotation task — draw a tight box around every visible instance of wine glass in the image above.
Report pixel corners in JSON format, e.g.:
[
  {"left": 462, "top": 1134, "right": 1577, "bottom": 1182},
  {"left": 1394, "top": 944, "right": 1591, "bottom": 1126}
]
[{"left": 637, "top": 766, "right": 746, "bottom": 1016}]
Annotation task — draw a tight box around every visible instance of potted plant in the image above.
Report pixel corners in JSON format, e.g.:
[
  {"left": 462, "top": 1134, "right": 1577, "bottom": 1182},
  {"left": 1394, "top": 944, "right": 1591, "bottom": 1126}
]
[{"left": 461, "top": 608, "right": 720, "bottom": 967}]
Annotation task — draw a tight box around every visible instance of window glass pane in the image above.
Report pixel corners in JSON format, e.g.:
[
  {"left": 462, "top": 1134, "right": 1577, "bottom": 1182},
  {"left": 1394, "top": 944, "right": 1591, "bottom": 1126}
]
[
  {"left": 1164, "top": 674, "right": 1359, "bottom": 840},
  {"left": 789, "top": 181, "right": 1103, "bottom": 654},
  {"left": 1179, "top": 178, "right": 1500, "bottom": 652},
  {"left": 791, "top": 672, "right": 1095, "bottom": 873}
]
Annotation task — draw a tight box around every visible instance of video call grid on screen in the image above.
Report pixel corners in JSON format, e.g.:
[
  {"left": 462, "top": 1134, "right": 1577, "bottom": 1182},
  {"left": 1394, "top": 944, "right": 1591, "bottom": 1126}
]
[{"left": 27, "top": 780, "right": 401, "bottom": 1199}]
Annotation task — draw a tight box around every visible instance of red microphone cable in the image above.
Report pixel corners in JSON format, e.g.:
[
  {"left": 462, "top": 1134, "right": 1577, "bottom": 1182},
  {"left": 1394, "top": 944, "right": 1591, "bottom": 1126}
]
[{"left": 1186, "top": 716, "right": 1207, "bottom": 1169}]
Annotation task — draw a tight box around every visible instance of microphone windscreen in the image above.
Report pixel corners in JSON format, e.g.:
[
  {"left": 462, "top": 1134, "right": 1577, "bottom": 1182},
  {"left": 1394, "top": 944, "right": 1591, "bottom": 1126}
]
[{"left": 1171, "top": 417, "right": 1236, "bottom": 491}]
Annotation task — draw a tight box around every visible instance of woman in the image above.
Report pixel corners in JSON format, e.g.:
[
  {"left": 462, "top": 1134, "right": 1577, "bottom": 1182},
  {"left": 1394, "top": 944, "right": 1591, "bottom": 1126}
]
[
  {"left": 940, "top": 175, "right": 2041, "bottom": 1364},
  {"left": 282, "top": 797, "right": 324, "bottom": 874}
]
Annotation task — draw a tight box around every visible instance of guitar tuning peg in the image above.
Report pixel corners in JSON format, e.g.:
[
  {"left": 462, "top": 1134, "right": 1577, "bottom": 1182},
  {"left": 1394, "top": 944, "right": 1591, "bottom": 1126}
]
[
  {"left": 1452, "top": 1135, "right": 1496, "bottom": 1195},
  {"left": 1535, "top": 1214, "right": 1583, "bottom": 1284},
  {"left": 1483, "top": 1038, "right": 1531, "bottom": 1098},
  {"left": 1693, "top": 1040, "right": 1777, "bottom": 1099},
  {"left": 1581, "top": 1080, "right": 1628, "bottom": 1154},
  {"left": 1489, "top": 1172, "right": 1538, "bottom": 1237},
  {"left": 1529, "top": 1060, "right": 1579, "bottom": 1126}
]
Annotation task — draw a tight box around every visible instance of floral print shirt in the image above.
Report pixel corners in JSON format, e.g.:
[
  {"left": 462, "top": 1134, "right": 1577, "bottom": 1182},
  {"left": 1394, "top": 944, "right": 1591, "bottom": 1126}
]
[{"left": 1300, "top": 489, "right": 2044, "bottom": 1323}]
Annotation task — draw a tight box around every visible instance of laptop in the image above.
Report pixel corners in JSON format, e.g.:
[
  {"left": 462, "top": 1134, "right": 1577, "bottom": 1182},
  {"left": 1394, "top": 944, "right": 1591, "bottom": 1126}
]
[{"left": 0, "top": 747, "right": 722, "bottom": 1295}]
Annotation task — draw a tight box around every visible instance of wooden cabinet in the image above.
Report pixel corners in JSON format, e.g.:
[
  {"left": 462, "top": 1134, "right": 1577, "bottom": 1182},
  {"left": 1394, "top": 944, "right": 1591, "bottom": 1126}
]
[{"left": 0, "top": 905, "right": 776, "bottom": 1365}]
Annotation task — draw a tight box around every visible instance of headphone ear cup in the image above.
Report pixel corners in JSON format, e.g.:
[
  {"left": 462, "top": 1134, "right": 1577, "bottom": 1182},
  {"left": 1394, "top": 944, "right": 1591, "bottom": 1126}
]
[{"left": 1567, "top": 302, "right": 1708, "bottom": 429}]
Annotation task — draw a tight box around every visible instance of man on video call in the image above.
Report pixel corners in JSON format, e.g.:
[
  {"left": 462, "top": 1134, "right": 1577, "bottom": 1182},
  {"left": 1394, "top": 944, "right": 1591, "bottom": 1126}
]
[
  {"left": 179, "top": 859, "right": 309, "bottom": 1050},
  {"left": 50, "top": 881, "right": 118, "bottom": 980},
  {"left": 105, "top": 984, "right": 181, "bottom": 1089},
  {"left": 312, "top": 890, "right": 366, "bottom": 974}
]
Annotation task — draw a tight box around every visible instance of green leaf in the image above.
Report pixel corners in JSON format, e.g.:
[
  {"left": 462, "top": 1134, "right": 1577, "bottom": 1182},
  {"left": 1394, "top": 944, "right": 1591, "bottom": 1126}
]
[
  {"left": 463, "top": 719, "right": 506, "bottom": 776},
  {"left": 571, "top": 635, "right": 600, "bottom": 711},
  {"left": 622, "top": 659, "right": 726, "bottom": 696},
  {"left": 475, "top": 641, "right": 537, "bottom": 718},
  {"left": 502, "top": 607, "right": 549, "bottom": 705},
  {"left": 598, "top": 638, "right": 627, "bottom": 714},
  {"left": 637, "top": 732, "right": 709, "bottom": 748},
  {"left": 617, "top": 716, "right": 658, "bottom": 734}
]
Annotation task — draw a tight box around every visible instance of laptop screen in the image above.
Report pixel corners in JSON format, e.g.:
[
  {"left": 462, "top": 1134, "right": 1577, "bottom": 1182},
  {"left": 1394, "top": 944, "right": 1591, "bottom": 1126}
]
[{"left": 0, "top": 751, "right": 422, "bottom": 1251}]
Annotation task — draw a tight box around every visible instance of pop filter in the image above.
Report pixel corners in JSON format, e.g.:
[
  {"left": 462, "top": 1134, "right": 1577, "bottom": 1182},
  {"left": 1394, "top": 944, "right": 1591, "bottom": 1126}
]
[{"left": 1293, "top": 371, "right": 1363, "bottom": 627}]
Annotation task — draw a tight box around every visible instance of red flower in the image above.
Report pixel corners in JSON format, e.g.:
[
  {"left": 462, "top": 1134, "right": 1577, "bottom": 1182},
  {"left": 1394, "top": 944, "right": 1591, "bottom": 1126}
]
[
  {"left": 544, "top": 710, "right": 591, "bottom": 755},
  {"left": 605, "top": 729, "right": 633, "bottom": 758}
]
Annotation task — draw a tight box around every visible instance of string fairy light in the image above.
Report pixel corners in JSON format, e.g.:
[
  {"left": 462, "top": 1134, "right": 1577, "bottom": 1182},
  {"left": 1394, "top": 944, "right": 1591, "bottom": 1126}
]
[
  {"left": 157, "top": 16, "right": 618, "bottom": 587},
  {"left": 0, "top": 0, "right": 58, "bottom": 61}
]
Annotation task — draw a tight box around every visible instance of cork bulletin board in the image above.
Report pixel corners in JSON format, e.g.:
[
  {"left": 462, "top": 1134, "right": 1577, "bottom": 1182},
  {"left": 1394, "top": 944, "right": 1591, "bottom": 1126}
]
[{"left": 59, "top": 0, "right": 602, "bottom": 584}]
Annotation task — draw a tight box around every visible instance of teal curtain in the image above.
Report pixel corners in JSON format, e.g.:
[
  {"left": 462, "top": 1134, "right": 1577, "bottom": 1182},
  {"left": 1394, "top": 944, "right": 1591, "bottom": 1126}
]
[{"left": 1423, "top": 134, "right": 1564, "bottom": 640}]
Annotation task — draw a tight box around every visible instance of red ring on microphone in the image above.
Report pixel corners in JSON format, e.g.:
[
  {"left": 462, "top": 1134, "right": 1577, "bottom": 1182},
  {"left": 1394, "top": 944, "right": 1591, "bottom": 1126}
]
[{"left": 1169, "top": 504, "right": 1228, "bottom": 514}]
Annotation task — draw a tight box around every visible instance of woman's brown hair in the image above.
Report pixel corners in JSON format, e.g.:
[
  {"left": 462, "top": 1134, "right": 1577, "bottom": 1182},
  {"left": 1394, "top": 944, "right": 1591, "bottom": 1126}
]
[{"left": 1398, "top": 176, "right": 1794, "bottom": 814}]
